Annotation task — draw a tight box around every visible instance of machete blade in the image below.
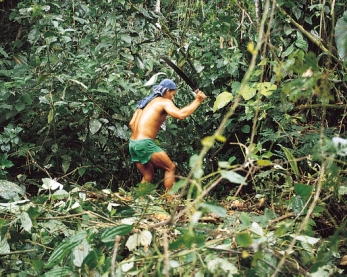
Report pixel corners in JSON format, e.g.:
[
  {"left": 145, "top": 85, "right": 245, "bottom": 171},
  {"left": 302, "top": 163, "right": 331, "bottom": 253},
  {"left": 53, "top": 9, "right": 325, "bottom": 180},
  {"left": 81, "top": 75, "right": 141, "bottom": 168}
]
[{"left": 160, "top": 56, "right": 198, "bottom": 91}]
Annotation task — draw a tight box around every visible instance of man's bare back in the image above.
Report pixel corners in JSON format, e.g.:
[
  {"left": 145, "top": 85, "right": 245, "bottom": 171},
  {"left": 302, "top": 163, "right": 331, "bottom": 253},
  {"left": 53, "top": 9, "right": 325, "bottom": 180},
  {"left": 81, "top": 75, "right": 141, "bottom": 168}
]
[{"left": 130, "top": 98, "right": 170, "bottom": 140}]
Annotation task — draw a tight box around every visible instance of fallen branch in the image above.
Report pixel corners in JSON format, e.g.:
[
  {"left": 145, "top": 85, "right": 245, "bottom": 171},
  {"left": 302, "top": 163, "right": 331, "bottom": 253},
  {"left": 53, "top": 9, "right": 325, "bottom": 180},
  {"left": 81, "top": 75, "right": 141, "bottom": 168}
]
[{"left": 0, "top": 249, "right": 38, "bottom": 256}]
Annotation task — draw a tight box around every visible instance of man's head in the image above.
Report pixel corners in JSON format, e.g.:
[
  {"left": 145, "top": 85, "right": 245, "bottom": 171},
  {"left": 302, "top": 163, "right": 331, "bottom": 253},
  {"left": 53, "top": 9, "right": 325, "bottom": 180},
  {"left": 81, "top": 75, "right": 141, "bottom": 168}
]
[
  {"left": 156, "top": 79, "right": 177, "bottom": 100},
  {"left": 153, "top": 79, "right": 177, "bottom": 95}
]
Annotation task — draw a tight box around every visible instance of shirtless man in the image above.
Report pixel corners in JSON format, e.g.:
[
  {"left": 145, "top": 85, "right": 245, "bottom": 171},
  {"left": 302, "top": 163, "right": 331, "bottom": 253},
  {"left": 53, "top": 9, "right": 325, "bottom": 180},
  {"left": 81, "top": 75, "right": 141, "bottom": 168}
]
[{"left": 129, "top": 79, "right": 206, "bottom": 191}]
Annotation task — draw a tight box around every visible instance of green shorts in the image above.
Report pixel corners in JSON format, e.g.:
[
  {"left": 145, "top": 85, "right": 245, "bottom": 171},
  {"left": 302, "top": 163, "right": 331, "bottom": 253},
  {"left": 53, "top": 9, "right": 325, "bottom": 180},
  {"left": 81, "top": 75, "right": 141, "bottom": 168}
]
[{"left": 129, "top": 139, "right": 163, "bottom": 164}]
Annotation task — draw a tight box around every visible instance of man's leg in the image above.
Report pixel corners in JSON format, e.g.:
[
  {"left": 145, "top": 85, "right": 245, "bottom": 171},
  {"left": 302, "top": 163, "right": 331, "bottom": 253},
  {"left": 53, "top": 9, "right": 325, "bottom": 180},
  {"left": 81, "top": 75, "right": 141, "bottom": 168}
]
[
  {"left": 149, "top": 151, "right": 176, "bottom": 191},
  {"left": 135, "top": 162, "right": 154, "bottom": 183}
]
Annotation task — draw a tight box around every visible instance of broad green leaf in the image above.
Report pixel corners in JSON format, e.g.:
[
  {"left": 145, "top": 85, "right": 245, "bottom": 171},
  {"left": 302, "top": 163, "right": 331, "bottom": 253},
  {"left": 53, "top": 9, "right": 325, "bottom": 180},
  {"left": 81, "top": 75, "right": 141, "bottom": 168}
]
[
  {"left": 220, "top": 170, "right": 246, "bottom": 185},
  {"left": 294, "top": 183, "right": 313, "bottom": 202},
  {"left": 41, "top": 178, "right": 63, "bottom": 191},
  {"left": 240, "top": 212, "right": 251, "bottom": 226},
  {"left": 207, "top": 257, "right": 238, "bottom": 274},
  {"left": 290, "top": 234, "right": 320, "bottom": 244},
  {"left": 42, "top": 266, "right": 73, "bottom": 277},
  {"left": 295, "top": 37, "right": 308, "bottom": 50},
  {"left": 291, "top": 195, "right": 304, "bottom": 216},
  {"left": 193, "top": 60, "right": 205, "bottom": 73},
  {"left": 134, "top": 182, "right": 157, "bottom": 198},
  {"left": 19, "top": 211, "right": 32, "bottom": 232},
  {"left": 335, "top": 10, "right": 347, "bottom": 62},
  {"left": 170, "top": 179, "right": 186, "bottom": 194},
  {"left": 81, "top": 249, "right": 103, "bottom": 273},
  {"left": 0, "top": 238, "right": 10, "bottom": 254},
  {"left": 0, "top": 180, "right": 25, "bottom": 200},
  {"left": 120, "top": 33, "right": 132, "bottom": 44},
  {"left": 125, "top": 230, "right": 152, "bottom": 251},
  {"left": 239, "top": 84, "right": 256, "bottom": 100},
  {"left": 122, "top": 260, "right": 135, "bottom": 273},
  {"left": 139, "top": 230, "right": 152, "bottom": 247},
  {"left": 89, "top": 119, "right": 102, "bottom": 135},
  {"left": 213, "top": 91, "right": 233, "bottom": 112},
  {"left": 73, "top": 239, "right": 92, "bottom": 267},
  {"left": 236, "top": 232, "right": 253, "bottom": 247},
  {"left": 241, "top": 124, "right": 250, "bottom": 133},
  {"left": 257, "top": 82, "right": 277, "bottom": 97},
  {"left": 338, "top": 186, "right": 347, "bottom": 195},
  {"left": 282, "top": 44, "right": 294, "bottom": 57},
  {"left": 126, "top": 233, "right": 140, "bottom": 251},
  {"left": 51, "top": 189, "right": 69, "bottom": 201},
  {"left": 100, "top": 224, "right": 133, "bottom": 243},
  {"left": 250, "top": 222, "right": 264, "bottom": 237},
  {"left": 199, "top": 203, "right": 227, "bottom": 218},
  {"left": 45, "top": 232, "right": 87, "bottom": 268}
]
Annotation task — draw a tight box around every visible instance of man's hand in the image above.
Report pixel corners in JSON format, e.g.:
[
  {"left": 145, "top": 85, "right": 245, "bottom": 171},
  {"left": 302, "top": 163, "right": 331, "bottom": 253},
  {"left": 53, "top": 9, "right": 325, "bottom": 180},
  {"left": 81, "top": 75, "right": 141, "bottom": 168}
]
[{"left": 195, "top": 90, "right": 207, "bottom": 102}]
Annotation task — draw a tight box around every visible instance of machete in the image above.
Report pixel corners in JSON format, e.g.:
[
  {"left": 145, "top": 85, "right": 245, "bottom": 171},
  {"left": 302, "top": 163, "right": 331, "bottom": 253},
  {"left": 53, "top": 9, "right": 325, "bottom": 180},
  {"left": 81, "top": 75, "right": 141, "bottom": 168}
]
[{"left": 160, "top": 56, "right": 198, "bottom": 92}]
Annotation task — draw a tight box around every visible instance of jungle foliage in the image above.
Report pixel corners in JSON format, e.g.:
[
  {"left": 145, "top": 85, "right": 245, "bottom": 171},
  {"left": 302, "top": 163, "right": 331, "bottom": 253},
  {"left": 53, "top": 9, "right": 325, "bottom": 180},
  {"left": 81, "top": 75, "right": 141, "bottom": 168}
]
[{"left": 1, "top": 0, "right": 347, "bottom": 276}]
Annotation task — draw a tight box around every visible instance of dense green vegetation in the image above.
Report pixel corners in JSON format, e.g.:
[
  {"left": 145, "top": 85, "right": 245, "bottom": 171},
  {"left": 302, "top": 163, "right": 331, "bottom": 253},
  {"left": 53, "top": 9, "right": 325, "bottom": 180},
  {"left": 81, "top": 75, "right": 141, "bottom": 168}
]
[{"left": 1, "top": 0, "right": 347, "bottom": 276}]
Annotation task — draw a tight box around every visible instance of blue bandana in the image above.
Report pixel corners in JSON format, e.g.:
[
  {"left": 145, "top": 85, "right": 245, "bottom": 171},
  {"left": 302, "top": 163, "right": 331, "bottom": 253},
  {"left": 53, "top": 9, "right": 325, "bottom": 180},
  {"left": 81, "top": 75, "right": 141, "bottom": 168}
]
[{"left": 136, "top": 79, "right": 177, "bottom": 109}]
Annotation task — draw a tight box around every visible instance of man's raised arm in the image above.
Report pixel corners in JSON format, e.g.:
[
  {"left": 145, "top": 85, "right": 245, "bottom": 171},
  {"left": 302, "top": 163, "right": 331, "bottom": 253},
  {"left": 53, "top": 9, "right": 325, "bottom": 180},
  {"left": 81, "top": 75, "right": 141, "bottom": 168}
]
[{"left": 164, "top": 90, "right": 206, "bottom": 120}]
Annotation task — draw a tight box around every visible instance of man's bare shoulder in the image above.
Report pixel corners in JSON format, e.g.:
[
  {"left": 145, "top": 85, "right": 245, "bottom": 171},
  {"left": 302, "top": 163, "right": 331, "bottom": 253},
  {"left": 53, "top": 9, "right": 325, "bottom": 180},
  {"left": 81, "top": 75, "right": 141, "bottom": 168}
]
[{"left": 148, "top": 97, "right": 174, "bottom": 108}]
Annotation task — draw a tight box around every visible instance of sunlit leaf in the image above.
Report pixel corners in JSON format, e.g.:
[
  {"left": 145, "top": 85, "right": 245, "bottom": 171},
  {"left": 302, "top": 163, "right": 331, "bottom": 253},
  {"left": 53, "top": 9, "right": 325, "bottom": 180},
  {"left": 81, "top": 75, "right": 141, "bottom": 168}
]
[
  {"left": 143, "top": 72, "right": 166, "bottom": 87},
  {"left": 0, "top": 238, "right": 10, "bottom": 254},
  {"left": 19, "top": 211, "right": 32, "bottom": 233},
  {"left": 126, "top": 233, "right": 140, "bottom": 251},
  {"left": 213, "top": 91, "right": 233, "bottom": 112},
  {"left": 170, "top": 179, "right": 186, "bottom": 194},
  {"left": 101, "top": 224, "right": 133, "bottom": 243},
  {"left": 140, "top": 230, "right": 152, "bottom": 247},
  {"left": 236, "top": 232, "right": 253, "bottom": 247},
  {"left": 201, "top": 135, "right": 215, "bottom": 147},
  {"left": 335, "top": 10, "right": 347, "bottom": 62},
  {"left": 290, "top": 234, "right": 320, "bottom": 244},
  {"left": 291, "top": 195, "right": 304, "bottom": 216},
  {"left": 199, "top": 202, "right": 227, "bottom": 217},
  {"left": 220, "top": 170, "right": 246, "bottom": 184},
  {"left": 42, "top": 178, "right": 63, "bottom": 191},
  {"left": 0, "top": 180, "right": 25, "bottom": 200},
  {"left": 239, "top": 84, "right": 256, "bottom": 100},
  {"left": 250, "top": 222, "right": 263, "bottom": 237},
  {"left": 47, "top": 109, "right": 54, "bottom": 123},
  {"left": 257, "top": 160, "right": 273, "bottom": 167},
  {"left": 257, "top": 82, "right": 277, "bottom": 97},
  {"left": 207, "top": 257, "right": 238, "bottom": 274},
  {"left": 73, "top": 239, "right": 92, "bottom": 267},
  {"left": 89, "top": 119, "right": 102, "bottom": 135}
]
